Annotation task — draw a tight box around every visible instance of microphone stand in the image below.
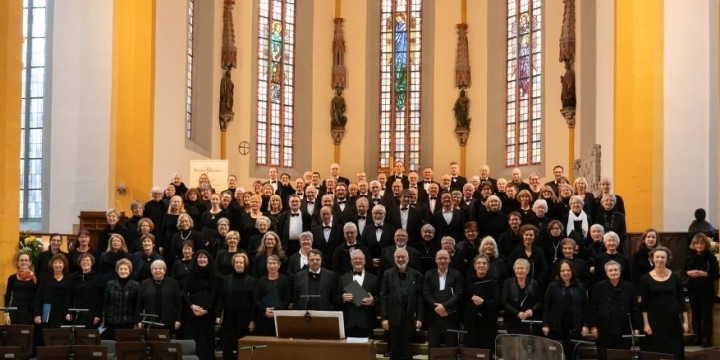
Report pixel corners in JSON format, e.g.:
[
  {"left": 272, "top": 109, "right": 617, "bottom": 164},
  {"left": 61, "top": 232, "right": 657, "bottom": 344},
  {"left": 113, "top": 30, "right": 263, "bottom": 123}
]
[
  {"left": 61, "top": 308, "right": 88, "bottom": 360},
  {"left": 240, "top": 345, "right": 267, "bottom": 360},
  {"left": 139, "top": 313, "right": 164, "bottom": 360},
  {"left": 0, "top": 307, "right": 17, "bottom": 346},
  {"left": 621, "top": 314, "right": 645, "bottom": 360},
  {"left": 299, "top": 295, "right": 321, "bottom": 323}
]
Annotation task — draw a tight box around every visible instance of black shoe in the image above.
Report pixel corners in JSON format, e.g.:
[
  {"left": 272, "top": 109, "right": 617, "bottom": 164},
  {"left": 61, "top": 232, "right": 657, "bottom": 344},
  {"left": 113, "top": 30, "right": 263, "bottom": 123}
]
[{"left": 383, "top": 350, "right": 391, "bottom": 357}]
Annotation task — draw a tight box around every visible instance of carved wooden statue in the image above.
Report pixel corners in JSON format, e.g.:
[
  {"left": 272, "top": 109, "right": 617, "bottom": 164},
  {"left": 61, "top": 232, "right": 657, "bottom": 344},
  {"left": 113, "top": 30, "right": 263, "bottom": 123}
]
[
  {"left": 454, "top": 89, "right": 470, "bottom": 129},
  {"left": 560, "top": 61, "right": 576, "bottom": 109},
  {"left": 331, "top": 87, "right": 347, "bottom": 129}
]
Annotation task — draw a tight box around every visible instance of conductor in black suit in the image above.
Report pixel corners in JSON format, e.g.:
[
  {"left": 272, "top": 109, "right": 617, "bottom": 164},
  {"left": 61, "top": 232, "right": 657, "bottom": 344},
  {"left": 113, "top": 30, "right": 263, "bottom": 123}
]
[
  {"left": 293, "top": 249, "right": 337, "bottom": 311},
  {"left": 381, "top": 247, "right": 424, "bottom": 360},
  {"left": 423, "top": 250, "right": 464, "bottom": 348},
  {"left": 335, "top": 249, "right": 379, "bottom": 338}
]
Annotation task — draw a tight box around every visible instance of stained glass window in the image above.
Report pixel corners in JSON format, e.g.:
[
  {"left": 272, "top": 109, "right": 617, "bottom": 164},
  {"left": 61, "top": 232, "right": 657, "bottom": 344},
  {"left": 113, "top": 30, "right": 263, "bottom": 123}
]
[
  {"left": 379, "top": 0, "right": 422, "bottom": 171},
  {"left": 506, "top": 0, "right": 542, "bottom": 167},
  {"left": 185, "top": 0, "right": 195, "bottom": 139},
  {"left": 257, "top": 0, "right": 295, "bottom": 167},
  {"left": 20, "top": 0, "right": 47, "bottom": 220}
]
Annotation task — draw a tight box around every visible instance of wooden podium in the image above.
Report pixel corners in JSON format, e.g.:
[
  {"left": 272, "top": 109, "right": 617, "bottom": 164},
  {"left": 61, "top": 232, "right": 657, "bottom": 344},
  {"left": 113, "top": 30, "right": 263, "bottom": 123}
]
[{"left": 239, "top": 310, "right": 372, "bottom": 360}]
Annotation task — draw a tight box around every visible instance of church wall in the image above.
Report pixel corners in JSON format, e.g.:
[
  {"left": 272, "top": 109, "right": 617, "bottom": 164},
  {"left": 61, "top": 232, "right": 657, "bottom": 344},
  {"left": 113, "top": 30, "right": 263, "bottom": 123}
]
[
  {"left": 662, "top": 0, "right": 718, "bottom": 230},
  {"left": 152, "top": 0, "right": 222, "bottom": 190},
  {"left": 48, "top": 0, "right": 113, "bottom": 232},
  {"left": 594, "top": 0, "right": 614, "bottom": 181},
  {"left": 576, "top": 0, "right": 597, "bottom": 169}
]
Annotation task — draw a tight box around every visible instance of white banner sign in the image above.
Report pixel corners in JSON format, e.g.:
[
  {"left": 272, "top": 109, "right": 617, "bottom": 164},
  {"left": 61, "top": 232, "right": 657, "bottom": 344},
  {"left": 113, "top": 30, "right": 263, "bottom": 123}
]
[{"left": 189, "top": 160, "right": 228, "bottom": 190}]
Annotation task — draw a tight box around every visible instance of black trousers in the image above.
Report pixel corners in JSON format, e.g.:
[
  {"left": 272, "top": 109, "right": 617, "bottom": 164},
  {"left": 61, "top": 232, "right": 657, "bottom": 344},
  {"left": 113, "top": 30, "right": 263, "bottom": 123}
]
[
  {"left": 689, "top": 291, "right": 714, "bottom": 344},
  {"left": 345, "top": 325, "right": 373, "bottom": 338},
  {"left": 389, "top": 312, "right": 414, "bottom": 360},
  {"left": 220, "top": 326, "right": 249, "bottom": 360}
]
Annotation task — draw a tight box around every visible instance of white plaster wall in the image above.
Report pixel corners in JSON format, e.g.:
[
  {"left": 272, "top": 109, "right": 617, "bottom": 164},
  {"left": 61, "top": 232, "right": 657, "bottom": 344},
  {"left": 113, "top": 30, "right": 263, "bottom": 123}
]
[
  {"left": 594, "top": 0, "right": 613, "bottom": 181},
  {"left": 153, "top": 0, "right": 222, "bottom": 188},
  {"left": 663, "top": 0, "right": 714, "bottom": 230},
  {"left": 48, "top": 0, "right": 112, "bottom": 232}
]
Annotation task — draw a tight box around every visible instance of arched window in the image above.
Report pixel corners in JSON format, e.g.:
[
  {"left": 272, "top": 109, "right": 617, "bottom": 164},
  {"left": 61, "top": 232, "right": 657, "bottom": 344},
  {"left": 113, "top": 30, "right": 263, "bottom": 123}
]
[
  {"left": 506, "top": 0, "right": 542, "bottom": 167},
  {"left": 20, "top": 0, "right": 48, "bottom": 219},
  {"left": 257, "top": 0, "right": 296, "bottom": 167},
  {"left": 185, "top": 0, "right": 195, "bottom": 139},
  {"left": 379, "top": 0, "right": 422, "bottom": 171}
]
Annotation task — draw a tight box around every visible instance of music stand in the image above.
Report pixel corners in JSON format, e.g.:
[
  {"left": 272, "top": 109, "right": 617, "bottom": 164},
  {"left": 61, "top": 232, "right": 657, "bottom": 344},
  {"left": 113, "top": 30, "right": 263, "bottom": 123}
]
[
  {"left": 0, "top": 325, "right": 33, "bottom": 358},
  {"left": 37, "top": 345, "right": 107, "bottom": 360},
  {"left": 43, "top": 328, "right": 100, "bottom": 346},
  {"left": 495, "top": 334, "right": 564, "bottom": 360},
  {"left": 146, "top": 341, "right": 182, "bottom": 360},
  {"left": 0, "top": 346, "right": 21, "bottom": 358},
  {"left": 114, "top": 342, "right": 148, "bottom": 360},
  {"left": 458, "top": 347, "right": 491, "bottom": 359},
  {"left": 115, "top": 329, "right": 171, "bottom": 342},
  {"left": 273, "top": 310, "right": 345, "bottom": 339},
  {"left": 428, "top": 347, "right": 458, "bottom": 360}
]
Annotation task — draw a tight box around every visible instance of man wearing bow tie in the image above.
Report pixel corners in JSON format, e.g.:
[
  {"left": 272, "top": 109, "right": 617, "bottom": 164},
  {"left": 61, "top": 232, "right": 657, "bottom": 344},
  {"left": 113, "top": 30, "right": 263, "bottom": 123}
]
[
  {"left": 311, "top": 206, "right": 344, "bottom": 264},
  {"left": 377, "top": 229, "right": 422, "bottom": 279},
  {"left": 449, "top": 162, "right": 467, "bottom": 192},
  {"left": 391, "top": 161, "right": 410, "bottom": 189},
  {"left": 332, "top": 222, "right": 371, "bottom": 276},
  {"left": 381, "top": 247, "right": 424, "bottom": 360},
  {"left": 368, "top": 180, "right": 384, "bottom": 210},
  {"left": 301, "top": 185, "right": 319, "bottom": 219},
  {"left": 333, "top": 183, "right": 356, "bottom": 223},
  {"left": 311, "top": 194, "right": 336, "bottom": 227},
  {"left": 423, "top": 249, "right": 464, "bottom": 348},
  {"left": 336, "top": 249, "right": 378, "bottom": 338},
  {"left": 360, "top": 205, "right": 396, "bottom": 269},
  {"left": 278, "top": 195, "right": 312, "bottom": 255},
  {"left": 460, "top": 183, "right": 478, "bottom": 222},
  {"left": 388, "top": 189, "right": 424, "bottom": 244},
  {"left": 263, "top": 167, "right": 281, "bottom": 194},
  {"left": 293, "top": 177, "right": 306, "bottom": 200},
  {"left": 293, "top": 249, "right": 337, "bottom": 311},
  {"left": 322, "top": 162, "right": 350, "bottom": 189},
  {"left": 349, "top": 197, "right": 370, "bottom": 237},
  {"left": 478, "top": 164, "right": 498, "bottom": 193},
  {"left": 423, "top": 183, "right": 443, "bottom": 218}
]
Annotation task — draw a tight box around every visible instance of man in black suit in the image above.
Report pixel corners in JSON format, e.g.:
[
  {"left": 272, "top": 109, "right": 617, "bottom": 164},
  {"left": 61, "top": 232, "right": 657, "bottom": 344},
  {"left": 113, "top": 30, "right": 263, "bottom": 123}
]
[
  {"left": 335, "top": 249, "right": 379, "bottom": 338},
  {"left": 377, "top": 229, "right": 422, "bottom": 280},
  {"left": 263, "top": 167, "right": 281, "bottom": 195},
  {"left": 360, "top": 205, "right": 397, "bottom": 269},
  {"left": 544, "top": 165, "right": 564, "bottom": 196},
  {"left": 408, "top": 187, "right": 429, "bottom": 221},
  {"left": 390, "top": 161, "right": 410, "bottom": 189},
  {"left": 510, "top": 167, "right": 531, "bottom": 193},
  {"left": 420, "top": 167, "right": 439, "bottom": 195},
  {"left": 356, "top": 180, "right": 370, "bottom": 199},
  {"left": 460, "top": 183, "right": 478, "bottom": 223},
  {"left": 423, "top": 250, "right": 464, "bottom": 348},
  {"left": 368, "top": 180, "right": 385, "bottom": 210},
  {"left": 278, "top": 195, "right": 312, "bottom": 255},
  {"left": 432, "top": 192, "right": 467, "bottom": 242},
  {"left": 423, "top": 183, "right": 443, "bottom": 220},
  {"left": 347, "top": 197, "right": 371, "bottom": 237},
  {"left": 387, "top": 189, "right": 425, "bottom": 244},
  {"left": 319, "top": 177, "right": 336, "bottom": 198},
  {"left": 292, "top": 177, "right": 306, "bottom": 201},
  {"left": 293, "top": 249, "right": 337, "bottom": 310},
  {"left": 332, "top": 222, "right": 371, "bottom": 276},
  {"left": 333, "top": 183, "right": 355, "bottom": 223},
  {"left": 438, "top": 174, "right": 453, "bottom": 195},
  {"left": 377, "top": 173, "right": 388, "bottom": 196},
  {"left": 311, "top": 194, "right": 336, "bottom": 227},
  {"left": 478, "top": 164, "right": 498, "bottom": 193},
  {"left": 301, "top": 185, "right": 319, "bottom": 219},
  {"left": 382, "top": 180, "right": 404, "bottom": 210},
  {"left": 311, "top": 206, "right": 344, "bottom": 264},
  {"left": 407, "top": 171, "right": 420, "bottom": 191},
  {"left": 322, "top": 162, "right": 350, "bottom": 188},
  {"left": 381, "top": 247, "right": 424, "bottom": 360},
  {"left": 449, "top": 161, "right": 467, "bottom": 192}
]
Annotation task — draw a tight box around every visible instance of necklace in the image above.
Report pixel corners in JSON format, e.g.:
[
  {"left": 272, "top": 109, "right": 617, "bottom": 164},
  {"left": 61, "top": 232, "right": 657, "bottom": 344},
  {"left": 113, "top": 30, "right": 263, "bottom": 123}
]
[{"left": 180, "top": 230, "right": 190, "bottom": 240}]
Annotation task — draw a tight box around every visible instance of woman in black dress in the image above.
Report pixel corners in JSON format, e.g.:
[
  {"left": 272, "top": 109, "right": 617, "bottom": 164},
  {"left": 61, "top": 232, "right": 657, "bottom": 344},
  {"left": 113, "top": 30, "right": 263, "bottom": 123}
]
[
  {"left": 216, "top": 230, "right": 247, "bottom": 276},
  {"left": 170, "top": 240, "right": 195, "bottom": 288},
  {"left": 247, "top": 216, "right": 270, "bottom": 256},
  {"left": 136, "top": 260, "right": 182, "bottom": 335},
  {"left": 463, "top": 254, "right": 500, "bottom": 353},
  {"left": 98, "top": 208, "right": 130, "bottom": 255},
  {"left": 98, "top": 234, "right": 131, "bottom": 284},
  {"left": 184, "top": 188, "right": 207, "bottom": 228},
  {"left": 540, "top": 185, "right": 557, "bottom": 219},
  {"left": 240, "top": 195, "right": 264, "bottom": 250},
  {"left": 253, "top": 254, "right": 291, "bottom": 336},
  {"left": 66, "top": 253, "right": 103, "bottom": 329},
  {"left": 509, "top": 224, "right": 547, "bottom": 291},
  {"left": 130, "top": 234, "right": 165, "bottom": 283},
  {"left": 683, "top": 233, "right": 719, "bottom": 347},
  {"left": 170, "top": 213, "right": 203, "bottom": 263},
  {"left": 542, "top": 260, "right": 589, "bottom": 360},
  {"left": 631, "top": 228, "right": 657, "bottom": 290},
  {"left": 641, "top": 246, "right": 688, "bottom": 359},
  {"left": 478, "top": 236, "right": 508, "bottom": 282},
  {"left": 199, "top": 192, "right": 227, "bottom": 235},
  {"left": 181, "top": 250, "right": 219, "bottom": 360},
  {"left": 573, "top": 177, "right": 595, "bottom": 216},
  {"left": 4, "top": 252, "right": 37, "bottom": 325},
  {"left": 264, "top": 194, "right": 284, "bottom": 233},
  {"left": 101, "top": 258, "right": 140, "bottom": 340},
  {"left": 160, "top": 195, "right": 185, "bottom": 256},
  {"left": 477, "top": 195, "right": 508, "bottom": 241},
  {"left": 593, "top": 177, "right": 626, "bottom": 219},
  {"left": 216, "top": 253, "right": 256, "bottom": 360},
  {"left": 500, "top": 258, "right": 542, "bottom": 335},
  {"left": 593, "top": 231, "right": 630, "bottom": 285},
  {"left": 252, "top": 231, "right": 288, "bottom": 278},
  {"left": 33, "top": 254, "right": 72, "bottom": 332},
  {"left": 127, "top": 218, "right": 154, "bottom": 254},
  {"left": 594, "top": 194, "right": 628, "bottom": 253}
]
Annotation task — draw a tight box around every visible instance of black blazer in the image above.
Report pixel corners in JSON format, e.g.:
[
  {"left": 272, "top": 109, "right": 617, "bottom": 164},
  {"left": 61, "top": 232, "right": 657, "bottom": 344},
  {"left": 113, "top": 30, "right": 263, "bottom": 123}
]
[
  {"left": 277, "top": 210, "right": 312, "bottom": 250},
  {"left": 136, "top": 277, "right": 182, "bottom": 328},
  {"left": 300, "top": 198, "right": 320, "bottom": 219},
  {"left": 335, "top": 271, "right": 379, "bottom": 330},
  {"left": 377, "top": 246, "right": 422, "bottom": 279},
  {"left": 360, "top": 222, "right": 397, "bottom": 259},
  {"left": 381, "top": 267, "right": 424, "bottom": 325},
  {"left": 422, "top": 268, "right": 464, "bottom": 325},
  {"left": 387, "top": 206, "right": 425, "bottom": 244},
  {"left": 332, "top": 200, "right": 356, "bottom": 224},
  {"left": 216, "top": 273, "right": 256, "bottom": 328},
  {"left": 332, "top": 243, "right": 371, "bottom": 276},
  {"left": 450, "top": 175, "right": 467, "bottom": 192},
  {"left": 293, "top": 269, "right": 337, "bottom": 310},
  {"left": 431, "top": 209, "right": 467, "bottom": 242},
  {"left": 310, "top": 223, "right": 345, "bottom": 263},
  {"left": 388, "top": 174, "right": 410, "bottom": 189}
]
